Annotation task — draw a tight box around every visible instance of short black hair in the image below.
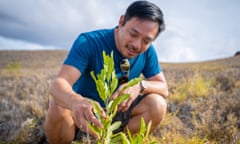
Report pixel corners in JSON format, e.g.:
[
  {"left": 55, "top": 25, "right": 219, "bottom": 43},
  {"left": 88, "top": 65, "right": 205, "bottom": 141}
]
[{"left": 123, "top": 0, "right": 165, "bottom": 37}]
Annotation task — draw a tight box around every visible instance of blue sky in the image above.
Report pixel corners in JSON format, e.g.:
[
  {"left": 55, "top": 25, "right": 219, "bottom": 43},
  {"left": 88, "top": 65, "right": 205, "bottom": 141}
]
[{"left": 0, "top": 0, "right": 239, "bottom": 62}]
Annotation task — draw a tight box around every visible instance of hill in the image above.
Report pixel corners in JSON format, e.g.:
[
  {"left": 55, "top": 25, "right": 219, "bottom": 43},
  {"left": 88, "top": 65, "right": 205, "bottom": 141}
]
[{"left": 0, "top": 50, "right": 239, "bottom": 143}]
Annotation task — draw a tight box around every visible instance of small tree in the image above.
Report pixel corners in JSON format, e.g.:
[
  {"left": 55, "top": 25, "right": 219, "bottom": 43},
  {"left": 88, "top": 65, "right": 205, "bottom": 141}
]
[{"left": 87, "top": 51, "right": 157, "bottom": 144}]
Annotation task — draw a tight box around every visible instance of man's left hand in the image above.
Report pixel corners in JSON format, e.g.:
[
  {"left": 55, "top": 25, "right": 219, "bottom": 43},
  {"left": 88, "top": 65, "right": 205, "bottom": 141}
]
[{"left": 111, "top": 82, "right": 141, "bottom": 112}]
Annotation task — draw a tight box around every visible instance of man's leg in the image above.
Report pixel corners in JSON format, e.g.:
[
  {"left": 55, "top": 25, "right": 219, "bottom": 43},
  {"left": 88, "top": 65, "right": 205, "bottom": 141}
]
[
  {"left": 45, "top": 100, "right": 76, "bottom": 144},
  {"left": 127, "top": 94, "right": 167, "bottom": 133}
]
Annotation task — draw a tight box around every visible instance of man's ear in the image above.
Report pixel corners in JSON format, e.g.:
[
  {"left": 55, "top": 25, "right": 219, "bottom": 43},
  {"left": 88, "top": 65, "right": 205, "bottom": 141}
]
[{"left": 118, "top": 15, "right": 125, "bottom": 27}]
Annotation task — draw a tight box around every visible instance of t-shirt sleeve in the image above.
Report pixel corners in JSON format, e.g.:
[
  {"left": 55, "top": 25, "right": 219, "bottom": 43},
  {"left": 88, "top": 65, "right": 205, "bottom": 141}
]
[
  {"left": 64, "top": 34, "right": 90, "bottom": 73},
  {"left": 142, "top": 45, "right": 162, "bottom": 78}
]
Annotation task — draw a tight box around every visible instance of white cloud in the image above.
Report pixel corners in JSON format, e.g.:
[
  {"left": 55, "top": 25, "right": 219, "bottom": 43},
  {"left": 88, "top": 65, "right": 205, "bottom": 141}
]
[
  {"left": 155, "top": 30, "right": 196, "bottom": 62},
  {"left": 0, "top": 0, "right": 123, "bottom": 48},
  {"left": 0, "top": 36, "right": 59, "bottom": 50}
]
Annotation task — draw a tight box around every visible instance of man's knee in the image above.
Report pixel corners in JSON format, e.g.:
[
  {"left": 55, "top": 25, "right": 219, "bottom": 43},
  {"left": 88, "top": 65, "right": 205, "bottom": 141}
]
[
  {"left": 44, "top": 100, "right": 75, "bottom": 143},
  {"left": 46, "top": 100, "right": 72, "bottom": 120},
  {"left": 45, "top": 99, "right": 74, "bottom": 130},
  {"left": 146, "top": 94, "right": 167, "bottom": 125}
]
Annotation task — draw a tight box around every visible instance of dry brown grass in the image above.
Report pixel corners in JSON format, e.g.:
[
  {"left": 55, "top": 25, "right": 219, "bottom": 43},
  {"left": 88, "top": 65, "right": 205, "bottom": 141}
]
[
  {"left": 0, "top": 50, "right": 66, "bottom": 143},
  {"left": 0, "top": 50, "right": 239, "bottom": 143}
]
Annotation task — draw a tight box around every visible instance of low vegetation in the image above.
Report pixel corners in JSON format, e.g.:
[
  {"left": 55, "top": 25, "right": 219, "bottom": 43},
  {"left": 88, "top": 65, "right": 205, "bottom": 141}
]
[{"left": 0, "top": 50, "right": 239, "bottom": 143}]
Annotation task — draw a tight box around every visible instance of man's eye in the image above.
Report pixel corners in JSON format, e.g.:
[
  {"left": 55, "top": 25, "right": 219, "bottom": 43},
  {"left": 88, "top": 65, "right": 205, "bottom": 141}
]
[
  {"left": 143, "top": 39, "right": 150, "bottom": 45},
  {"left": 129, "top": 32, "right": 137, "bottom": 37}
]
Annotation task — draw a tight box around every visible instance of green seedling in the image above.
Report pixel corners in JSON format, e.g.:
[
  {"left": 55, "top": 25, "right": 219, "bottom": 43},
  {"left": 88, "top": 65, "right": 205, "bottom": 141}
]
[{"left": 88, "top": 51, "right": 156, "bottom": 144}]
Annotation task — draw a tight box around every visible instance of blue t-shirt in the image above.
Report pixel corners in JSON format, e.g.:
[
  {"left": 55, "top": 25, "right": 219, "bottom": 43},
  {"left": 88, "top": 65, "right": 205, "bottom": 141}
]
[{"left": 64, "top": 28, "right": 162, "bottom": 106}]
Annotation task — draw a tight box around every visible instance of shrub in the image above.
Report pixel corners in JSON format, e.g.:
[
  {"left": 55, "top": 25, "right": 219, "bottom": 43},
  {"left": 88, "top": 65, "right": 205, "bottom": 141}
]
[
  {"left": 171, "top": 69, "right": 213, "bottom": 103},
  {"left": 7, "top": 61, "right": 21, "bottom": 76}
]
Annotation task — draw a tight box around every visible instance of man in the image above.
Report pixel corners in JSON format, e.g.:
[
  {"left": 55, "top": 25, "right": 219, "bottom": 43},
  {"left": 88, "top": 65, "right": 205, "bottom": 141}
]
[{"left": 45, "top": 1, "right": 168, "bottom": 143}]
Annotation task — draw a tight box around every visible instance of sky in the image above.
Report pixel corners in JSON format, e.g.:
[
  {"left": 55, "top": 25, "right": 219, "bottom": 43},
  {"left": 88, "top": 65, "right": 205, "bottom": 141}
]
[{"left": 0, "top": 0, "right": 239, "bottom": 62}]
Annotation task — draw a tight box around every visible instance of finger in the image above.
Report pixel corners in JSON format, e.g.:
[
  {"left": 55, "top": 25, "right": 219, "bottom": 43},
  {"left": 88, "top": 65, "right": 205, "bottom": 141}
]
[
  {"left": 95, "top": 102, "right": 106, "bottom": 118},
  {"left": 78, "top": 115, "right": 99, "bottom": 138},
  {"left": 74, "top": 112, "right": 84, "bottom": 129},
  {"left": 85, "top": 108, "right": 103, "bottom": 128},
  {"left": 78, "top": 116, "right": 86, "bottom": 129},
  {"left": 111, "top": 90, "right": 118, "bottom": 100},
  {"left": 87, "top": 114, "right": 102, "bottom": 128},
  {"left": 111, "top": 85, "right": 125, "bottom": 100},
  {"left": 120, "top": 98, "right": 133, "bottom": 112},
  {"left": 80, "top": 120, "right": 99, "bottom": 139},
  {"left": 85, "top": 123, "right": 99, "bottom": 139},
  {"left": 83, "top": 117, "right": 101, "bottom": 138},
  {"left": 118, "top": 101, "right": 127, "bottom": 112},
  {"left": 122, "top": 101, "right": 131, "bottom": 112}
]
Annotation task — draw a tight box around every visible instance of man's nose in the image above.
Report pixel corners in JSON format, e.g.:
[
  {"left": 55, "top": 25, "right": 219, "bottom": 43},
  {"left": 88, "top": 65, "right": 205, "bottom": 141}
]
[{"left": 131, "top": 39, "right": 141, "bottom": 51}]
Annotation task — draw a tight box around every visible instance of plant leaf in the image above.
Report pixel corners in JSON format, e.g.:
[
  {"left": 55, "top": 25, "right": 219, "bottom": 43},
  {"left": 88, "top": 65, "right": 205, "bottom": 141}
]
[
  {"left": 108, "top": 121, "right": 121, "bottom": 133},
  {"left": 139, "top": 117, "right": 146, "bottom": 135},
  {"left": 119, "top": 78, "right": 142, "bottom": 94},
  {"left": 110, "top": 133, "right": 122, "bottom": 144},
  {"left": 146, "top": 120, "right": 152, "bottom": 137},
  {"left": 86, "top": 122, "right": 100, "bottom": 138},
  {"left": 119, "top": 132, "right": 130, "bottom": 144},
  {"left": 92, "top": 102, "right": 102, "bottom": 122},
  {"left": 110, "top": 94, "right": 130, "bottom": 112}
]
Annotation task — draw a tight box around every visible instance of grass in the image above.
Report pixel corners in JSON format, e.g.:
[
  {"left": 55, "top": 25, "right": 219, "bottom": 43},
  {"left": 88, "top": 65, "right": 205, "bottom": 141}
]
[
  {"left": 171, "top": 68, "right": 213, "bottom": 103},
  {"left": 0, "top": 50, "right": 239, "bottom": 143}
]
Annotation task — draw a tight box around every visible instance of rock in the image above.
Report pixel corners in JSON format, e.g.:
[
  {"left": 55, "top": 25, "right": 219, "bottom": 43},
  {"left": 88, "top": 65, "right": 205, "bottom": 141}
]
[{"left": 234, "top": 51, "right": 240, "bottom": 56}]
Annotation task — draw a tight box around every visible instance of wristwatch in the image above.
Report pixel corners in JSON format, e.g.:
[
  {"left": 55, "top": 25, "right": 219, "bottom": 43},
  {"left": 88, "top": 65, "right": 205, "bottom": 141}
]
[{"left": 140, "top": 80, "right": 148, "bottom": 93}]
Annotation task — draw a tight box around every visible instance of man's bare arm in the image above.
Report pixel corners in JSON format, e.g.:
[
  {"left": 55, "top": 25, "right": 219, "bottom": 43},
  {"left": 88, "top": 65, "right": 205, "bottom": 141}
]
[
  {"left": 49, "top": 65, "right": 83, "bottom": 109},
  {"left": 142, "top": 72, "right": 169, "bottom": 98}
]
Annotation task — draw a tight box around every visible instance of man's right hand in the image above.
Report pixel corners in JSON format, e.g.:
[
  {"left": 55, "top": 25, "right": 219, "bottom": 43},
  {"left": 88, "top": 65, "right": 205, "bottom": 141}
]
[{"left": 71, "top": 97, "right": 106, "bottom": 138}]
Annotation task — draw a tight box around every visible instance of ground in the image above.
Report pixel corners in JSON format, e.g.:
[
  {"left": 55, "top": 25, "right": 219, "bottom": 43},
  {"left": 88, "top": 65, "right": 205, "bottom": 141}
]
[{"left": 0, "top": 50, "right": 239, "bottom": 143}]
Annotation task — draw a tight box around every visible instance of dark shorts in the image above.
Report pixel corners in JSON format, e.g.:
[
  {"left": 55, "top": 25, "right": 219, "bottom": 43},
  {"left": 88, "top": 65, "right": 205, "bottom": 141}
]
[
  {"left": 112, "top": 94, "right": 147, "bottom": 133},
  {"left": 74, "top": 94, "right": 146, "bottom": 139}
]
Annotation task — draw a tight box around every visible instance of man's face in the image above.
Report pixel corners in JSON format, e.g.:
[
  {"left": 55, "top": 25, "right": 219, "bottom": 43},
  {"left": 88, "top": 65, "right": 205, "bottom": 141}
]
[{"left": 115, "top": 16, "right": 159, "bottom": 58}]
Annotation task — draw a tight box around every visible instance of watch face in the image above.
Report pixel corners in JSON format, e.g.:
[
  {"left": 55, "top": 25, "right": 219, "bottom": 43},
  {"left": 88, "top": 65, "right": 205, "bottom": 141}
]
[
  {"left": 142, "top": 80, "right": 148, "bottom": 89},
  {"left": 140, "top": 80, "right": 148, "bottom": 94}
]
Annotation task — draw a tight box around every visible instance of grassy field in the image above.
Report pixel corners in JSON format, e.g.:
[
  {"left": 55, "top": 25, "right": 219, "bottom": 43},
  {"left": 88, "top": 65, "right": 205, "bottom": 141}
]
[{"left": 0, "top": 50, "right": 239, "bottom": 143}]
